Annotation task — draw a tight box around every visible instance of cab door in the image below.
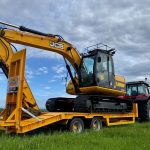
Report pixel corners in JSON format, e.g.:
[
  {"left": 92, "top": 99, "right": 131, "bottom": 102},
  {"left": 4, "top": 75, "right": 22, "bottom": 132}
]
[{"left": 96, "top": 52, "right": 115, "bottom": 88}]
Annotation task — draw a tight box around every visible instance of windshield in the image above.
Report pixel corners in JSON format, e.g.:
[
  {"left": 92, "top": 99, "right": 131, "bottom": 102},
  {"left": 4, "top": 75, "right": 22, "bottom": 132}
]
[
  {"left": 126, "top": 85, "right": 137, "bottom": 96},
  {"left": 126, "top": 84, "right": 149, "bottom": 96},
  {"left": 79, "top": 56, "right": 95, "bottom": 87}
]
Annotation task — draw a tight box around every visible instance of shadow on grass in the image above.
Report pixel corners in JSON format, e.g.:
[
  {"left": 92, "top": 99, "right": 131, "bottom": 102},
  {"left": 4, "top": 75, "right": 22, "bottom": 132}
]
[{"left": 7, "top": 124, "right": 69, "bottom": 138}]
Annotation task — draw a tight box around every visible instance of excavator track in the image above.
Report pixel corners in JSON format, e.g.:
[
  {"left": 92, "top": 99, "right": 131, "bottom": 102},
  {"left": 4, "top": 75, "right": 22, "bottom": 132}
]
[
  {"left": 74, "top": 95, "right": 133, "bottom": 113},
  {"left": 46, "top": 97, "right": 74, "bottom": 112},
  {"left": 46, "top": 95, "right": 133, "bottom": 113}
]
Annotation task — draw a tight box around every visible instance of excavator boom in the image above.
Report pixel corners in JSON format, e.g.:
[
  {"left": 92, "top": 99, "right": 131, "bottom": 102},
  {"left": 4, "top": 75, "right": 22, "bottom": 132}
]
[{"left": 0, "top": 27, "right": 81, "bottom": 69}]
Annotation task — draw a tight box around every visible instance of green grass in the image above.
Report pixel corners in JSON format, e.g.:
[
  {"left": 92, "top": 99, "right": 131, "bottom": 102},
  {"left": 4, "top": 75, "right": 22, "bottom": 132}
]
[{"left": 0, "top": 123, "right": 150, "bottom": 150}]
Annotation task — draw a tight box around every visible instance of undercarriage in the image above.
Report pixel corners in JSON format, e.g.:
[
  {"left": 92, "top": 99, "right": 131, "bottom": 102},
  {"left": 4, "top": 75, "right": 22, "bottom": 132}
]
[{"left": 46, "top": 95, "right": 133, "bottom": 113}]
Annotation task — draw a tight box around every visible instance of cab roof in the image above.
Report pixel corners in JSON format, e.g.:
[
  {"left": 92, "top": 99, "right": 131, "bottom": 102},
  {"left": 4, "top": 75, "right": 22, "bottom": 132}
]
[
  {"left": 126, "top": 81, "right": 149, "bottom": 87},
  {"left": 81, "top": 43, "right": 116, "bottom": 57}
]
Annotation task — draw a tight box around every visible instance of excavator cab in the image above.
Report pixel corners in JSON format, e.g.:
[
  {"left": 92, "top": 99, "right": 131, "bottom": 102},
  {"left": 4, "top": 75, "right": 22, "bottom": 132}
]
[
  {"left": 79, "top": 45, "right": 115, "bottom": 89},
  {"left": 66, "top": 44, "right": 125, "bottom": 96}
]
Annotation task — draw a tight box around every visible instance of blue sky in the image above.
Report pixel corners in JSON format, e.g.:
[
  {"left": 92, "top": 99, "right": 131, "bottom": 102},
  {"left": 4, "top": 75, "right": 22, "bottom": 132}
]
[
  {"left": 0, "top": 53, "right": 73, "bottom": 107},
  {"left": 0, "top": 0, "right": 150, "bottom": 108},
  {"left": 0, "top": 53, "right": 72, "bottom": 108}
]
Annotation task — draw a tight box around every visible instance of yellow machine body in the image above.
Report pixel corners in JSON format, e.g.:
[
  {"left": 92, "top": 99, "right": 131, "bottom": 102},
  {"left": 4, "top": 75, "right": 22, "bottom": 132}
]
[{"left": 66, "top": 75, "right": 126, "bottom": 96}]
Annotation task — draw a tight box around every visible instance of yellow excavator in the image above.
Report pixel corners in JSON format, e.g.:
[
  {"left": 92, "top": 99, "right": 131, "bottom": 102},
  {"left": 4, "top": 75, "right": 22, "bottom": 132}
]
[{"left": 0, "top": 21, "right": 132, "bottom": 115}]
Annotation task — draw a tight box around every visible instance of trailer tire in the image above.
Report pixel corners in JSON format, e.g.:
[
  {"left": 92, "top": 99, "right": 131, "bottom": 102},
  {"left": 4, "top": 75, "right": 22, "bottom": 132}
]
[
  {"left": 138, "top": 100, "right": 150, "bottom": 121},
  {"left": 68, "top": 118, "right": 84, "bottom": 133},
  {"left": 90, "top": 117, "right": 102, "bottom": 131}
]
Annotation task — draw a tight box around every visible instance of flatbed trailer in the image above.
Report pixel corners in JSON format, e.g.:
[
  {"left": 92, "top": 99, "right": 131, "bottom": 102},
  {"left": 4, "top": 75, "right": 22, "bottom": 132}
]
[
  {"left": 0, "top": 49, "right": 138, "bottom": 134},
  {"left": 0, "top": 104, "right": 138, "bottom": 133}
]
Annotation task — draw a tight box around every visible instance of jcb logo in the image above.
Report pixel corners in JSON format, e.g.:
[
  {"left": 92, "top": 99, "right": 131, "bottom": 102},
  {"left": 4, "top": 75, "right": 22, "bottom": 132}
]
[{"left": 50, "top": 42, "right": 64, "bottom": 50}]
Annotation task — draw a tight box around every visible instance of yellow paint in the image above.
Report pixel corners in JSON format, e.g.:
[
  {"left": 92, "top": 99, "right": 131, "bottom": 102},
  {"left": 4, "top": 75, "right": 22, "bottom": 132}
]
[
  {"left": 115, "top": 75, "right": 126, "bottom": 88},
  {"left": 67, "top": 80, "right": 126, "bottom": 96}
]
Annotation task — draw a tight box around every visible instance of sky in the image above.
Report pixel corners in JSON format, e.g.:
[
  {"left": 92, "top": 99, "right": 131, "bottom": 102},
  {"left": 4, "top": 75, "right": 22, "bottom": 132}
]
[{"left": 0, "top": 0, "right": 150, "bottom": 108}]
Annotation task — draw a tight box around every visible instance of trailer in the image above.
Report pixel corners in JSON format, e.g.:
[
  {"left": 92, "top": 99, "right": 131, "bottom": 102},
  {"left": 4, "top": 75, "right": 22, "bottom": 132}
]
[{"left": 0, "top": 49, "right": 138, "bottom": 133}]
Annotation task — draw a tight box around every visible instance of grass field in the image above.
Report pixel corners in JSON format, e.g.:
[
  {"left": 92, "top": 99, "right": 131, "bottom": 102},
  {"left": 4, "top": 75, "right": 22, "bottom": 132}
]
[{"left": 0, "top": 122, "right": 149, "bottom": 150}]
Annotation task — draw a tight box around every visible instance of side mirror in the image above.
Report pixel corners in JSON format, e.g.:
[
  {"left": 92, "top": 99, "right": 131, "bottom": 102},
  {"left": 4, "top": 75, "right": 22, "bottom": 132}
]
[{"left": 97, "top": 57, "right": 101, "bottom": 63}]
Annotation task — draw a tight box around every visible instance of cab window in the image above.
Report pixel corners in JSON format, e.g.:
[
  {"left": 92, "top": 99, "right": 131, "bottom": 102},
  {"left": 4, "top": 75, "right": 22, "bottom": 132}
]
[
  {"left": 96, "top": 53, "right": 108, "bottom": 86},
  {"left": 138, "top": 84, "right": 149, "bottom": 94},
  {"left": 138, "top": 84, "right": 145, "bottom": 94},
  {"left": 80, "top": 55, "right": 95, "bottom": 86},
  {"left": 126, "top": 85, "right": 137, "bottom": 96}
]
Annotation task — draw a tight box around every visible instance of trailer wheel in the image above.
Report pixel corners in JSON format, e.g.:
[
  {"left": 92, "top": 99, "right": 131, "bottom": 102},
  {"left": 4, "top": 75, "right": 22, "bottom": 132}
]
[
  {"left": 139, "top": 100, "right": 150, "bottom": 121},
  {"left": 90, "top": 117, "right": 102, "bottom": 131},
  {"left": 68, "top": 118, "right": 84, "bottom": 133}
]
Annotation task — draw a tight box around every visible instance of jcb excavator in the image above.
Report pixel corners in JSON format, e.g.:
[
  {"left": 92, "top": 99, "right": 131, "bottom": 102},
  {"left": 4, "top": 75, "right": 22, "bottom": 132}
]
[{"left": 0, "top": 21, "right": 132, "bottom": 116}]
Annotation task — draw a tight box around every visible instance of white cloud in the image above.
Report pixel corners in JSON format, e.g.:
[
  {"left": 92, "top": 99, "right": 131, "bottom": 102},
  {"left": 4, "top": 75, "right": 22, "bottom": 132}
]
[
  {"left": 52, "top": 65, "right": 66, "bottom": 74},
  {"left": 25, "top": 66, "right": 34, "bottom": 80},
  {"left": 25, "top": 65, "right": 49, "bottom": 83},
  {"left": 44, "top": 86, "right": 51, "bottom": 90},
  {"left": 26, "top": 49, "right": 62, "bottom": 59},
  {"left": 35, "top": 66, "right": 48, "bottom": 75},
  {"left": 48, "top": 79, "right": 56, "bottom": 83},
  {"left": 53, "top": 74, "right": 66, "bottom": 79}
]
